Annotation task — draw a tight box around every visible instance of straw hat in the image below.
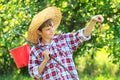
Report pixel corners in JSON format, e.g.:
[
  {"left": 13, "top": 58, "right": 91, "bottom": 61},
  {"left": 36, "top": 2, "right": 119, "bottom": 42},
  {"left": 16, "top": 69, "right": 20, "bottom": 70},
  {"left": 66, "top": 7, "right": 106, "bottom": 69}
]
[{"left": 27, "top": 6, "right": 62, "bottom": 43}]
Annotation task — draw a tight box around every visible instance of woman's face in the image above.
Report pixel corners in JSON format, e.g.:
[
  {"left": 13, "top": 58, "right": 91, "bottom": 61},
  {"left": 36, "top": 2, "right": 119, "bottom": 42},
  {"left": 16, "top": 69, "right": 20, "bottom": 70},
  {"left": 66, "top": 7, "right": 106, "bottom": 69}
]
[{"left": 38, "top": 22, "right": 55, "bottom": 40}]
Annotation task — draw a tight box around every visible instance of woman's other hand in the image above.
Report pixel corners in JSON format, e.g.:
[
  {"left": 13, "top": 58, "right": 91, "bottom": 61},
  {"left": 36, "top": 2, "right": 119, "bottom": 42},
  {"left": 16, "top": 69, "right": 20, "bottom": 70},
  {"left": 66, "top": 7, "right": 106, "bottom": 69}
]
[{"left": 43, "top": 50, "right": 51, "bottom": 61}]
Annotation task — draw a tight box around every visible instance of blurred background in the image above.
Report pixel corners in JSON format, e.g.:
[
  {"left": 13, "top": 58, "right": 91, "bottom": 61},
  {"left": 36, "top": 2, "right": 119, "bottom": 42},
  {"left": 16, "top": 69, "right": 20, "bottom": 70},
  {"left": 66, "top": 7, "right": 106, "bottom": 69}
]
[{"left": 0, "top": 0, "right": 120, "bottom": 80}]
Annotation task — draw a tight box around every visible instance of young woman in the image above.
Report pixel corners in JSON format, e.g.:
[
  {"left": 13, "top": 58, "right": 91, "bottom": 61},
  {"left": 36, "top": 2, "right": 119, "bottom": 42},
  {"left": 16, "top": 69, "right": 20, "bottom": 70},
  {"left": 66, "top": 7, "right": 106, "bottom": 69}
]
[{"left": 28, "top": 6, "right": 104, "bottom": 80}]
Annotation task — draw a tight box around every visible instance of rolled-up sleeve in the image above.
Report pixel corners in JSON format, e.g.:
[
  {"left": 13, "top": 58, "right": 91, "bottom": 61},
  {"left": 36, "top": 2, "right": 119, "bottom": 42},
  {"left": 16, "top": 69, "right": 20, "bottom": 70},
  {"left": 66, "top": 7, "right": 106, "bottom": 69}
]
[
  {"left": 77, "top": 28, "right": 91, "bottom": 41},
  {"left": 28, "top": 46, "right": 42, "bottom": 79},
  {"left": 63, "top": 28, "right": 91, "bottom": 51}
]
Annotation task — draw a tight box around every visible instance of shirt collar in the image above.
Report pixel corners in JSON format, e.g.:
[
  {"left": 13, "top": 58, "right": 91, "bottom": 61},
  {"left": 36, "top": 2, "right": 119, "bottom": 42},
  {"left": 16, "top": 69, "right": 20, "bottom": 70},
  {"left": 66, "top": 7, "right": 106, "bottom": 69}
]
[{"left": 37, "top": 37, "right": 55, "bottom": 47}]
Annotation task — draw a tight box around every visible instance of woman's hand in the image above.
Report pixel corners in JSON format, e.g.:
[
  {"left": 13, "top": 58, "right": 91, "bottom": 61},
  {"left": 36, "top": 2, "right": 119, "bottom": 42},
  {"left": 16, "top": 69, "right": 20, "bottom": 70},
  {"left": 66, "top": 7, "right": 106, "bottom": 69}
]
[
  {"left": 91, "top": 15, "right": 104, "bottom": 23},
  {"left": 43, "top": 50, "right": 51, "bottom": 61},
  {"left": 84, "top": 15, "right": 104, "bottom": 36},
  {"left": 38, "top": 50, "right": 51, "bottom": 74}
]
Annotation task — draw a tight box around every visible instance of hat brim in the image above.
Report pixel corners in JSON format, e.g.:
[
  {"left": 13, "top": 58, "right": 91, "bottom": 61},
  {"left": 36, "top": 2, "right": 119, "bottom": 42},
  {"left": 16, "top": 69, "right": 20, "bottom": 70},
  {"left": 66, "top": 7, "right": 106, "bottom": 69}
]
[{"left": 28, "top": 6, "right": 62, "bottom": 43}]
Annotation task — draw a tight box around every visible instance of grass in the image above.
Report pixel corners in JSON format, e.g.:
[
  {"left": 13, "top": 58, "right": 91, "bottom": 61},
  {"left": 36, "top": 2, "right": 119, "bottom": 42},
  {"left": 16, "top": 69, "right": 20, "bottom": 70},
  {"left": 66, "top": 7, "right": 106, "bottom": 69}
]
[
  {"left": 0, "top": 73, "right": 33, "bottom": 80},
  {"left": 82, "top": 76, "right": 119, "bottom": 80},
  {"left": 79, "top": 74, "right": 120, "bottom": 80},
  {"left": 0, "top": 72, "right": 120, "bottom": 80}
]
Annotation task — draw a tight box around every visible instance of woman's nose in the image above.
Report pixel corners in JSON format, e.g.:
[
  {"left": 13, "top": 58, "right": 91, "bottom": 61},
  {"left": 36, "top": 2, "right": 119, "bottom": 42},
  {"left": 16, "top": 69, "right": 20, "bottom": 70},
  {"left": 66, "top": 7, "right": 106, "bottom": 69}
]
[
  {"left": 50, "top": 29, "right": 54, "bottom": 33},
  {"left": 51, "top": 28, "right": 55, "bottom": 33}
]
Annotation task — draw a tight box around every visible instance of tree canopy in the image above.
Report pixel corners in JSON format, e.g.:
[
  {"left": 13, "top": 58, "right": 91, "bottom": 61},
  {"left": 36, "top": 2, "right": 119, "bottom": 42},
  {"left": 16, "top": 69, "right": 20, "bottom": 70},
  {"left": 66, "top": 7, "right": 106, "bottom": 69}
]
[{"left": 0, "top": 0, "right": 120, "bottom": 76}]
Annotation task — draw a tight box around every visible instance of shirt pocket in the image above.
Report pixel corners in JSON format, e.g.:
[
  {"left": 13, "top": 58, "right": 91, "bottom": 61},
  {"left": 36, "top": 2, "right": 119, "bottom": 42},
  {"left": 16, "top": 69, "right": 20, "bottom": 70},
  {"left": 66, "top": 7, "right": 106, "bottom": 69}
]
[{"left": 56, "top": 43, "right": 72, "bottom": 57}]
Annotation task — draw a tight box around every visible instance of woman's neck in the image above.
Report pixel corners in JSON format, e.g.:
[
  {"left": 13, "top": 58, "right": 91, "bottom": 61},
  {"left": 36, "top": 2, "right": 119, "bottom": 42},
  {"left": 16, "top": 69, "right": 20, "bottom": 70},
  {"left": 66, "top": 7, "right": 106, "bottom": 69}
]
[{"left": 42, "top": 38, "right": 51, "bottom": 45}]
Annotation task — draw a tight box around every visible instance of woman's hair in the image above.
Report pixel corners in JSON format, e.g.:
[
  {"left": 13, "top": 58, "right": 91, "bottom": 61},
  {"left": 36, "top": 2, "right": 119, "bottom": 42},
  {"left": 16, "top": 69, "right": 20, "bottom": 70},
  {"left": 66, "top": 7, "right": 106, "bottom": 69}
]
[{"left": 38, "top": 19, "right": 53, "bottom": 31}]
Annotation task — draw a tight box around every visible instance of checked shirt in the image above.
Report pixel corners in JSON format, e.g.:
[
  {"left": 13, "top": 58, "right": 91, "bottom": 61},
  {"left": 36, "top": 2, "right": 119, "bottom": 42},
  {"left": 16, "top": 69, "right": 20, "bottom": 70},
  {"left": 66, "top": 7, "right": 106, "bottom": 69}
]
[{"left": 28, "top": 29, "right": 91, "bottom": 80}]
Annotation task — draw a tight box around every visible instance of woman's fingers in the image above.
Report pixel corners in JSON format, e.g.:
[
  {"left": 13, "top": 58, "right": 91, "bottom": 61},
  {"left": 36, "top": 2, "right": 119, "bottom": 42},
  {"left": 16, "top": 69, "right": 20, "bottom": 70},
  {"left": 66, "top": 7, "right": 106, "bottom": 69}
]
[
  {"left": 92, "top": 15, "right": 104, "bottom": 23},
  {"left": 97, "top": 15, "right": 104, "bottom": 23},
  {"left": 43, "top": 50, "right": 51, "bottom": 61}
]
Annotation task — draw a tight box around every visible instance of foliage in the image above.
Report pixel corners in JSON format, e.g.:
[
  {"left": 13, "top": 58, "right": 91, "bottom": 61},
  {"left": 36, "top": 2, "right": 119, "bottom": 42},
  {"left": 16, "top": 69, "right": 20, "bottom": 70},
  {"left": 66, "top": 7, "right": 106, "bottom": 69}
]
[
  {"left": 0, "top": 0, "right": 120, "bottom": 79},
  {"left": 0, "top": 71, "right": 33, "bottom": 80},
  {"left": 76, "top": 51, "right": 120, "bottom": 79}
]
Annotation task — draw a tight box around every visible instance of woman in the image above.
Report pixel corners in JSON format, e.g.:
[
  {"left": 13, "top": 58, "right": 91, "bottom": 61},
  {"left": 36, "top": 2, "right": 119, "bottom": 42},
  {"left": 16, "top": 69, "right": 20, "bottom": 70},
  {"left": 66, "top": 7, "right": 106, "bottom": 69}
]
[{"left": 28, "top": 6, "right": 104, "bottom": 80}]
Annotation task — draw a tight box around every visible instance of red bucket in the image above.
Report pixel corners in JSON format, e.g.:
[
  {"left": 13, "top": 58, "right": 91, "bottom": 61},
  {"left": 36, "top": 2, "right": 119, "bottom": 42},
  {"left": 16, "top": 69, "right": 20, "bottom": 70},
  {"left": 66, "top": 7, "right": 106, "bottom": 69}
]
[{"left": 10, "top": 44, "right": 30, "bottom": 68}]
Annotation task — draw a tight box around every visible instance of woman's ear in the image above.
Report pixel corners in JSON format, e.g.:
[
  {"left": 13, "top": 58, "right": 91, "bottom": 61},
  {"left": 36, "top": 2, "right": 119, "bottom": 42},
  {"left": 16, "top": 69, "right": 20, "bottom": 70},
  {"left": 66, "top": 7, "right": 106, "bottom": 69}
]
[{"left": 36, "top": 30, "right": 41, "bottom": 35}]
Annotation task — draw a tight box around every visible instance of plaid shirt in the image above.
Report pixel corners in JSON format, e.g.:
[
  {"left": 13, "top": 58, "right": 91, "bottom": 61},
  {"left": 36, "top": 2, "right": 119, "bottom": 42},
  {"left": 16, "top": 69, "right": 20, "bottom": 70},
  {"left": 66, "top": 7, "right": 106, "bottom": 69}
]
[{"left": 28, "top": 29, "right": 91, "bottom": 80}]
